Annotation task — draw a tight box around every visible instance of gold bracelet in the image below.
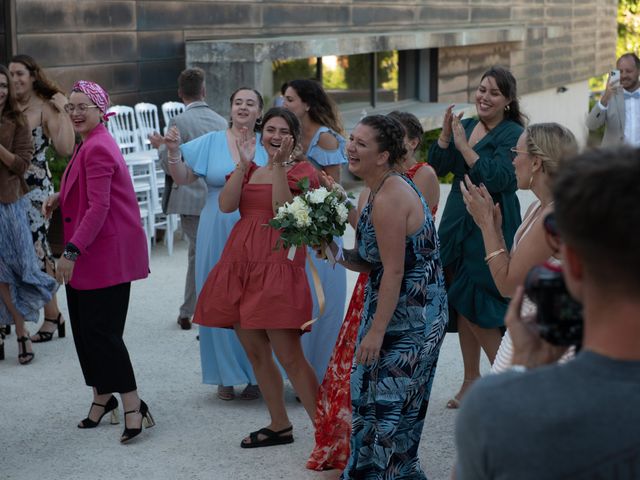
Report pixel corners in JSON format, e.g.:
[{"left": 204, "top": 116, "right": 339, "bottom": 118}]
[{"left": 484, "top": 248, "right": 506, "bottom": 263}]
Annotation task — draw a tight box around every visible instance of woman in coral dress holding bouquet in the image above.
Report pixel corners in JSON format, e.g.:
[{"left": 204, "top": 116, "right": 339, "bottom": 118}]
[{"left": 189, "top": 107, "right": 321, "bottom": 448}]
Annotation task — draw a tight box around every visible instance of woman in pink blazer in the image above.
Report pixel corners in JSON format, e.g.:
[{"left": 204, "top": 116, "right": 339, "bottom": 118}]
[{"left": 43, "top": 81, "right": 153, "bottom": 444}]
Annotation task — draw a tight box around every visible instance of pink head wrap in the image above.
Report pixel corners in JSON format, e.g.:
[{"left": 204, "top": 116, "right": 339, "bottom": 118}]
[{"left": 72, "top": 80, "right": 115, "bottom": 121}]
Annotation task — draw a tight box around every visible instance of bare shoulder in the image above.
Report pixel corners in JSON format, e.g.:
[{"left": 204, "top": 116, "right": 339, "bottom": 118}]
[
  {"left": 317, "top": 131, "right": 339, "bottom": 150},
  {"left": 372, "top": 176, "right": 416, "bottom": 214}
]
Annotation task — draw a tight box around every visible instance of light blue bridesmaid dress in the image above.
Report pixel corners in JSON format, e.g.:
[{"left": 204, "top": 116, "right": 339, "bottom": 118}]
[
  {"left": 181, "top": 130, "right": 267, "bottom": 386},
  {"left": 302, "top": 126, "right": 348, "bottom": 381}
]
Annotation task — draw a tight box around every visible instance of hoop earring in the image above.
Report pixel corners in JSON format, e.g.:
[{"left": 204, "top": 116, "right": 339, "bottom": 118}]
[
  {"left": 528, "top": 175, "right": 533, "bottom": 189},
  {"left": 255, "top": 117, "right": 262, "bottom": 127},
  {"left": 505, "top": 104, "right": 511, "bottom": 112}
]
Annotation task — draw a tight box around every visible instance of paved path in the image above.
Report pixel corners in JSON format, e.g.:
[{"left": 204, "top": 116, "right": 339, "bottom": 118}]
[{"left": 0, "top": 185, "right": 535, "bottom": 480}]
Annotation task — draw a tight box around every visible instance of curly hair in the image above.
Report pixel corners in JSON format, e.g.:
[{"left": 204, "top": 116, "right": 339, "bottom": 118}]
[
  {"left": 260, "top": 107, "right": 301, "bottom": 150},
  {"left": 282, "top": 79, "right": 344, "bottom": 135},
  {"left": 480, "top": 66, "right": 526, "bottom": 127},
  {"left": 359, "top": 115, "right": 407, "bottom": 166},
  {"left": 388, "top": 110, "right": 424, "bottom": 150},
  {"left": 525, "top": 123, "right": 578, "bottom": 180},
  {"left": 10, "top": 54, "right": 64, "bottom": 100},
  {"left": 0, "top": 65, "right": 26, "bottom": 127}
]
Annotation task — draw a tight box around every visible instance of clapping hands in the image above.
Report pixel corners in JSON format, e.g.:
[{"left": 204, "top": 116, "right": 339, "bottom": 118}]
[
  {"left": 236, "top": 127, "right": 256, "bottom": 170},
  {"left": 460, "top": 174, "right": 502, "bottom": 234},
  {"left": 165, "top": 126, "right": 181, "bottom": 155}
]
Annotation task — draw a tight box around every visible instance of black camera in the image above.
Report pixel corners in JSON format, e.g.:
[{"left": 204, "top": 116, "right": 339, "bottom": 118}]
[{"left": 524, "top": 262, "right": 583, "bottom": 346}]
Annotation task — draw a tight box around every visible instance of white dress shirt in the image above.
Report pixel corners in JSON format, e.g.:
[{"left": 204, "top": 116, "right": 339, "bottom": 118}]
[{"left": 623, "top": 88, "right": 640, "bottom": 146}]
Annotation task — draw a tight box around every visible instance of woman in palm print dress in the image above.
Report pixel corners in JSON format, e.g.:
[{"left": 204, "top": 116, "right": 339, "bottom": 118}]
[
  {"left": 327, "top": 115, "right": 447, "bottom": 479},
  {"left": 9, "top": 55, "right": 75, "bottom": 342}
]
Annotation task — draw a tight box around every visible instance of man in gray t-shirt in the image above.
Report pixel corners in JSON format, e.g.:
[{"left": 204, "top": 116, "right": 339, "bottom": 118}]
[{"left": 454, "top": 146, "right": 640, "bottom": 480}]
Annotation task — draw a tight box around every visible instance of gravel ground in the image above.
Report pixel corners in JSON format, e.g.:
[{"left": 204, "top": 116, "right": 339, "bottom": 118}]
[{"left": 0, "top": 185, "right": 535, "bottom": 480}]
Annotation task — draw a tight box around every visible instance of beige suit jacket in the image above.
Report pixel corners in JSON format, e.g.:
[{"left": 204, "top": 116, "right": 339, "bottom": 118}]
[{"left": 586, "top": 91, "right": 626, "bottom": 147}]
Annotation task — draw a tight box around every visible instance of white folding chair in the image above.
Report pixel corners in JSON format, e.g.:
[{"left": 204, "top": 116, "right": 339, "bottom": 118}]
[
  {"left": 161, "top": 101, "right": 185, "bottom": 134},
  {"left": 126, "top": 151, "right": 179, "bottom": 256},
  {"left": 107, "top": 106, "right": 139, "bottom": 155},
  {"left": 134, "top": 102, "right": 161, "bottom": 151},
  {"left": 125, "top": 155, "right": 154, "bottom": 259}
]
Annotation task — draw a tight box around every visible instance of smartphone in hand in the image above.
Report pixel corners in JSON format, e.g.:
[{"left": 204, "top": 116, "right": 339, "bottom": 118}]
[{"left": 609, "top": 69, "right": 621, "bottom": 87}]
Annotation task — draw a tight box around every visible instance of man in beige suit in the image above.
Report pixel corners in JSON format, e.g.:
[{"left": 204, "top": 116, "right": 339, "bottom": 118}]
[
  {"left": 150, "top": 68, "right": 226, "bottom": 330},
  {"left": 586, "top": 53, "right": 640, "bottom": 147}
]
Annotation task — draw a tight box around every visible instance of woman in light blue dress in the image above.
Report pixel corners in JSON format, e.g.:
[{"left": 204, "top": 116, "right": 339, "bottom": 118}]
[
  {"left": 282, "top": 79, "right": 347, "bottom": 381},
  {"left": 165, "top": 88, "right": 267, "bottom": 399}
]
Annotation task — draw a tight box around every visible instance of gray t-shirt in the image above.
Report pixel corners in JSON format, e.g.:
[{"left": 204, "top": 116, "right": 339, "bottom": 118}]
[{"left": 455, "top": 350, "right": 640, "bottom": 479}]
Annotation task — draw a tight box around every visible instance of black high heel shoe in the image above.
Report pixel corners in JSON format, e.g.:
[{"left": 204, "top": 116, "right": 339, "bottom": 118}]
[
  {"left": 32, "top": 313, "right": 66, "bottom": 343},
  {"left": 0, "top": 331, "right": 5, "bottom": 361},
  {"left": 78, "top": 395, "right": 120, "bottom": 428},
  {"left": 17, "top": 335, "right": 34, "bottom": 365},
  {"left": 120, "top": 400, "right": 155, "bottom": 444}
]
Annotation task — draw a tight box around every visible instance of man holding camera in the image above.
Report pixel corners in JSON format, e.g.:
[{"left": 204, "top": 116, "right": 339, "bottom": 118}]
[
  {"left": 454, "top": 146, "right": 640, "bottom": 479},
  {"left": 586, "top": 53, "right": 640, "bottom": 147}
]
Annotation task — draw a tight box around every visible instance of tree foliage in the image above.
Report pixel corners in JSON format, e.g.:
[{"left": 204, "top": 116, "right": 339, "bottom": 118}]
[{"left": 618, "top": 0, "right": 640, "bottom": 56}]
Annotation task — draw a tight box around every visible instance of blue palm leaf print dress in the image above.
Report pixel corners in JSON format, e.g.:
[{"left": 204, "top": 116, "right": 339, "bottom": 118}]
[{"left": 341, "top": 173, "right": 448, "bottom": 480}]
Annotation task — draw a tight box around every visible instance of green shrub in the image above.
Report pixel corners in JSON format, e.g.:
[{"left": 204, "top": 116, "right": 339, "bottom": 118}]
[
  {"left": 418, "top": 127, "right": 454, "bottom": 184},
  {"left": 45, "top": 146, "right": 70, "bottom": 192}
]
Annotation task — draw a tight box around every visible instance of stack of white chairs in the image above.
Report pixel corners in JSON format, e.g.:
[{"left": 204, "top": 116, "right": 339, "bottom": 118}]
[
  {"left": 107, "top": 103, "right": 179, "bottom": 256},
  {"left": 106, "top": 106, "right": 139, "bottom": 155},
  {"left": 134, "top": 102, "right": 161, "bottom": 152},
  {"left": 161, "top": 102, "right": 185, "bottom": 135}
]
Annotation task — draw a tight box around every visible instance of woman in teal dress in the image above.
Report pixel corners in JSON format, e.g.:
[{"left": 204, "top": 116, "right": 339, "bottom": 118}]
[
  {"left": 428, "top": 66, "right": 524, "bottom": 408},
  {"left": 282, "top": 79, "right": 347, "bottom": 381},
  {"left": 165, "top": 88, "right": 267, "bottom": 400},
  {"left": 331, "top": 115, "right": 448, "bottom": 479}
]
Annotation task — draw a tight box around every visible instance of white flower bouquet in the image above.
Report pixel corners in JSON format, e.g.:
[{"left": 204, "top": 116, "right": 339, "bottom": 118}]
[{"left": 268, "top": 177, "right": 353, "bottom": 260}]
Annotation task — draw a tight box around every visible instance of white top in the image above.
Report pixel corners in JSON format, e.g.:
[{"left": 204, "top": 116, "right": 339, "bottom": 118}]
[{"left": 623, "top": 88, "right": 640, "bottom": 146}]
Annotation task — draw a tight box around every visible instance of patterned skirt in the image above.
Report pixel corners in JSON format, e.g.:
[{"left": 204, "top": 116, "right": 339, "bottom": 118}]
[{"left": 0, "top": 198, "right": 58, "bottom": 325}]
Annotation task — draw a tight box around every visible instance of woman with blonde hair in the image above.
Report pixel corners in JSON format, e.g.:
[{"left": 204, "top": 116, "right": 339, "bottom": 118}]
[{"left": 460, "top": 122, "right": 579, "bottom": 371}]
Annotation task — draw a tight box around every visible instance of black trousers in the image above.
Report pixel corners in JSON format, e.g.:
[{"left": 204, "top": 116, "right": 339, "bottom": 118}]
[{"left": 66, "top": 282, "right": 137, "bottom": 395}]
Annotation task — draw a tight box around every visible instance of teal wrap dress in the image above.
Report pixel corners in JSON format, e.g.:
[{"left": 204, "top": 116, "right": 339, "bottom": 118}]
[{"left": 428, "top": 118, "right": 523, "bottom": 328}]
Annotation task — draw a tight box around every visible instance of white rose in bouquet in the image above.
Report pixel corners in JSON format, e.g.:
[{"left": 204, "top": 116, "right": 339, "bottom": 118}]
[
  {"left": 307, "top": 187, "right": 330, "bottom": 204},
  {"left": 335, "top": 203, "right": 349, "bottom": 224},
  {"left": 293, "top": 206, "right": 312, "bottom": 227}
]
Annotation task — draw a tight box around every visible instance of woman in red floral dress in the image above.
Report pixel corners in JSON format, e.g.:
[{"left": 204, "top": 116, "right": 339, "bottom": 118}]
[{"left": 308, "top": 111, "right": 439, "bottom": 471}]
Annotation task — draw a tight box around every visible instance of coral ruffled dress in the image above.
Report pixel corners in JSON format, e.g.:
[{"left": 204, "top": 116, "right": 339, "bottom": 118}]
[{"left": 193, "top": 161, "right": 320, "bottom": 330}]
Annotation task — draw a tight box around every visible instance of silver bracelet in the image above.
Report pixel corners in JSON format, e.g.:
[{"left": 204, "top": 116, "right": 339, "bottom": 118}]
[{"left": 168, "top": 152, "right": 181, "bottom": 164}]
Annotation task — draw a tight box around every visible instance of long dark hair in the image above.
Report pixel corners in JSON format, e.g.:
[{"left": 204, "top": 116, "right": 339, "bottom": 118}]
[
  {"left": 480, "top": 66, "right": 526, "bottom": 127},
  {"left": 0, "top": 64, "right": 26, "bottom": 126},
  {"left": 10, "top": 54, "right": 64, "bottom": 100},
  {"left": 228, "top": 86, "right": 264, "bottom": 132},
  {"left": 282, "top": 79, "right": 344, "bottom": 135},
  {"left": 260, "top": 107, "right": 301, "bottom": 149},
  {"left": 359, "top": 115, "right": 407, "bottom": 167}
]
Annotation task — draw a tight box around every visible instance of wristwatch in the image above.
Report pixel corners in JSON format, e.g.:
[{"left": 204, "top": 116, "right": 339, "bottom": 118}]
[{"left": 62, "top": 242, "right": 81, "bottom": 262}]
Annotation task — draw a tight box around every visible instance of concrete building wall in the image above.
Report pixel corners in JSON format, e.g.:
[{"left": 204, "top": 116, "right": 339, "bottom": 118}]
[
  {"left": 520, "top": 80, "right": 591, "bottom": 147},
  {"left": 7, "top": 0, "right": 618, "bottom": 109}
]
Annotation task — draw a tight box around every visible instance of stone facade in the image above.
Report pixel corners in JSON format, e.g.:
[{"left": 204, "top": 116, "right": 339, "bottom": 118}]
[{"left": 4, "top": 0, "right": 617, "bottom": 112}]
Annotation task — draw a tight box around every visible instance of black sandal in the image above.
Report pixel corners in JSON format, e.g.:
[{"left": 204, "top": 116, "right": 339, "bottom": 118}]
[
  {"left": 240, "top": 426, "right": 294, "bottom": 448},
  {"left": 32, "top": 313, "right": 66, "bottom": 343},
  {"left": 17, "top": 336, "right": 34, "bottom": 365}
]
